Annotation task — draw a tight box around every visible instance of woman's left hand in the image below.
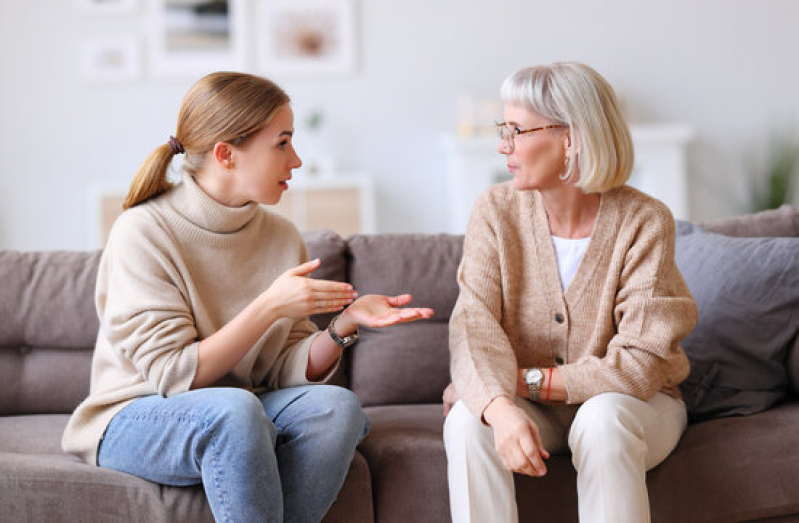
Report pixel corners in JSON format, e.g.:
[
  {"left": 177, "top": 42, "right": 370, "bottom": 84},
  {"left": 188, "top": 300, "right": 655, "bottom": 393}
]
[{"left": 338, "top": 294, "right": 433, "bottom": 333}]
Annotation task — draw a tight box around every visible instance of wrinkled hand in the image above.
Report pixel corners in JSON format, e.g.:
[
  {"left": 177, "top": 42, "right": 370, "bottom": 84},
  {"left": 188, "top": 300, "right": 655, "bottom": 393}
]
[
  {"left": 262, "top": 259, "right": 357, "bottom": 320},
  {"left": 484, "top": 396, "right": 550, "bottom": 477},
  {"left": 338, "top": 294, "right": 434, "bottom": 333},
  {"left": 443, "top": 382, "right": 459, "bottom": 417}
]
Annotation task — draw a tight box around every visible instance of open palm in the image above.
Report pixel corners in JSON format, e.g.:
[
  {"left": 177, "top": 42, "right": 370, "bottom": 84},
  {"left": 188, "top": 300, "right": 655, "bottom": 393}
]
[{"left": 346, "top": 294, "right": 434, "bottom": 328}]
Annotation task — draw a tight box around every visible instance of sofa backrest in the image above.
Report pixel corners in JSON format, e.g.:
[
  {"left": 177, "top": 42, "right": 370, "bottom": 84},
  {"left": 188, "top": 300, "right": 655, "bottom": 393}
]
[
  {"left": 0, "top": 251, "right": 101, "bottom": 415},
  {"left": 345, "top": 234, "right": 463, "bottom": 406}
]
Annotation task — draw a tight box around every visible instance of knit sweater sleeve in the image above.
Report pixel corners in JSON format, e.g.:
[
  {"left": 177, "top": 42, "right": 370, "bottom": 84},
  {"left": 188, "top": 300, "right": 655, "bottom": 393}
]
[
  {"left": 265, "top": 235, "right": 341, "bottom": 388},
  {"left": 558, "top": 204, "right": 698, "bottom": 403},
  {"left": 449, "top": 192, "right": 519, "bottom": 420},
  {"left": 98, "top": 210, "right": 199, "bottom": 397}
]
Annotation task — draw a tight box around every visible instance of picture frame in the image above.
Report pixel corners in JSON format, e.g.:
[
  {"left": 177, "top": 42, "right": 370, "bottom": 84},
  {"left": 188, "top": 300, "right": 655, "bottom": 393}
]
[
  {"left": 79, "top": 37, "right": 140, "bottom": 83},
  {"left": 78, "top": 0, "right": 138, "bottom": 14},
  {"left": 149, "top": 0, "right": 248, "bottom": 78},
  {"left": 258, "top": 0, "right": 356, "bottom": 77}
]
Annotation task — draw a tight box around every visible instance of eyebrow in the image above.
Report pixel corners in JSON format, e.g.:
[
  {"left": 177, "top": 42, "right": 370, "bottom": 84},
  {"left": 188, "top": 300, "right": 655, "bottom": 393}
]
[{"left": 279, "top": 130, "right": 293, "bottom": 138}]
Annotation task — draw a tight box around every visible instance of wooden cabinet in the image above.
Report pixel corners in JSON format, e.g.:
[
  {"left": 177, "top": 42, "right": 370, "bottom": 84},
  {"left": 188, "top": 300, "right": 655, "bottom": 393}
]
[{"left": 271, "top": 174, "right": 376, "bottom": 237}]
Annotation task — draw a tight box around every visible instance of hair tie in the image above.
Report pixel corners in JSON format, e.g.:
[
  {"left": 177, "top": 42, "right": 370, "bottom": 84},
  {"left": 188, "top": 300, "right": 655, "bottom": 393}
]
[{"left": 168, "top": 135, "right": 185, "bottom": 155}]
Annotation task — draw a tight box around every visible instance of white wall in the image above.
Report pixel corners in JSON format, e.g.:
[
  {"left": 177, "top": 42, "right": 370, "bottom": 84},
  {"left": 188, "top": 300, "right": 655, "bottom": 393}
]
[{"left": 1, "top": 0, "right": 798, "bottom": 250}]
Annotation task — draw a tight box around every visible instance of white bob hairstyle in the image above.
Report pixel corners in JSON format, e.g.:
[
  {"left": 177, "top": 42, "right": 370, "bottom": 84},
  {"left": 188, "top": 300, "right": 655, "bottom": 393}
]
[{"left": 500, "top": 62, "right": 634, "bottom": 193}]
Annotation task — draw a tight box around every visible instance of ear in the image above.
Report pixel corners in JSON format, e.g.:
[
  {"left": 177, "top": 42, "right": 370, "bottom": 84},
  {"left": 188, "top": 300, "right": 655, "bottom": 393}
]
[
  {"left": 562, "top": 129, "right": 578, "bottom": 157},
  {"left": 212, "top": 142, "right": 235, "bottom": 170}
]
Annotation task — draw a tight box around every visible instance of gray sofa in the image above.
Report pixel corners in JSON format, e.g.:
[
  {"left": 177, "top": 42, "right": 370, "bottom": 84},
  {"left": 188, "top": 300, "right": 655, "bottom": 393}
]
[{"left": 1, "top": 205, "right": 798, "bottom": 523}]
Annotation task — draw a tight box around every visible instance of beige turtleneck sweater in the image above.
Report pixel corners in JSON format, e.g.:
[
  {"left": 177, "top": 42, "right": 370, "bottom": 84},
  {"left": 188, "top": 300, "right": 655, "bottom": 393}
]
[
  {"left": 450, "top": 183, "right": 698, "bottom": 419},
  {"left": 63, "top": 173, "right": 332, "bottom": 465}
]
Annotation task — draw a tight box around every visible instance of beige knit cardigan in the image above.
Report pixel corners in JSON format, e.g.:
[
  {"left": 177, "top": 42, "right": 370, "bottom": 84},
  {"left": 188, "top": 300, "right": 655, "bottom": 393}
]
[{"left": 449, "top": 183, "right": 698, "bottom": 419}]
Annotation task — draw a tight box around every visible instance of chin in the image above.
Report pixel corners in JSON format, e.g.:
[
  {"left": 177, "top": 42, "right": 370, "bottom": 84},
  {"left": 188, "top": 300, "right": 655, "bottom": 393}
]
[{"left": 512, "top": 175, "right": 537, "bottom": 192}]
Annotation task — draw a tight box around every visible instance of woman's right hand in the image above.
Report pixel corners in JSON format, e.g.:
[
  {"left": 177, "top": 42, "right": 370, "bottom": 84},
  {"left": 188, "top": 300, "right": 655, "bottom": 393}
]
[
  {"left": 261, "top": 259, "right": 358, "bottom": 320},
  {"left": 483, "top": 395, "right": 550, "bottom": 477}
]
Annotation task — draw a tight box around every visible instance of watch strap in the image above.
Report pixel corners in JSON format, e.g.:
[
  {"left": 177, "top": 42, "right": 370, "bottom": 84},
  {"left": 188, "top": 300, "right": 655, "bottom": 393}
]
[{"left": 328, "top": 314, "right": 359, "bottom": 348}]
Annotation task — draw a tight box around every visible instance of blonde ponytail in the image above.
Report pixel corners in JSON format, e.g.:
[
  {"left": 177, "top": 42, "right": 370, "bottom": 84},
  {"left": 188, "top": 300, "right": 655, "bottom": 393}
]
[{"left": 123, "top": 144, "right": 175, "bottom": 209}]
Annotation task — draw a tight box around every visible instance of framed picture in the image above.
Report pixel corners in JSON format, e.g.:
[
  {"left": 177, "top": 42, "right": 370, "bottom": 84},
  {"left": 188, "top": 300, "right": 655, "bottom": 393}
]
[
  {"left": 149, "top": 0, "right": 248, "bottom": 77},
  {"left": 259, "top": 0, "right": 356, "bottom": 77},
  {"left": 78, "top": 0, "right": 137, "bottom": 13},
  {"left": 80, "top": 37, "right": 140, "bottom": 83}
]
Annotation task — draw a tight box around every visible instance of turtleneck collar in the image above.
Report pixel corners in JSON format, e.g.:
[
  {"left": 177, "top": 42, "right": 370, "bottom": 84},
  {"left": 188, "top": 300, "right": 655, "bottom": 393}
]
[{"left": 170, "top": 172, "right": 259, "bottom": 234}]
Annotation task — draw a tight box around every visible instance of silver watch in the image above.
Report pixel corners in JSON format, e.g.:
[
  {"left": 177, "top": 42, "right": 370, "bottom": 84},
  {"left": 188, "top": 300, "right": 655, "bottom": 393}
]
[
  {"left": 524, "top": 368, "right": 545, "bottom": 401},
  {"left": 328, "top": 314, "right": 359, "bottom": 348}
]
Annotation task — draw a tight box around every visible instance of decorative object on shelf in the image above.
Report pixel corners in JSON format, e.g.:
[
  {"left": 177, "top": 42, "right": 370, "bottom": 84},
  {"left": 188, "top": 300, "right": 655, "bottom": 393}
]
[
  {"left": 258, "top": 0, "right": 355, "bottom": 76},
  {"left": 79, "top": 37, "right": 140, "bottom": 84},
  {"left": 149, "top": 0, "right": 247, "bottom": 77},
  {"left": 297, "top": 108, "right": 335, "bottom": 177},
  {"left": 78, "top": 0, "right": 137, "bottom": 14},
  {"left": 749, "top": 130, "right": 799, "bottom": 212}
]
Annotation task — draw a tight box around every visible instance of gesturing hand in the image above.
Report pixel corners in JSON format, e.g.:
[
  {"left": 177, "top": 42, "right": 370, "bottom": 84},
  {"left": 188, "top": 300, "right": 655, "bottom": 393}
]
[
  {"left": 483, "top": 396, "right": 550, "bottom": 477},
  {"left": 338, "top": 294, "right": 434, "bottom": 333},
  {"left": 262, "top": 259, "right": 358, "bottom": 320}
]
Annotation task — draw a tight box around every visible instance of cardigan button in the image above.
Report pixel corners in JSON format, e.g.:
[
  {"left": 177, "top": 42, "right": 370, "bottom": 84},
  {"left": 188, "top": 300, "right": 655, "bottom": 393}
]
[
  {"left": 555, "top": 313, "right": 565, "bottom": 324},
  {"left": 555, "top": 356, "right": 565, "bottom": 365}
]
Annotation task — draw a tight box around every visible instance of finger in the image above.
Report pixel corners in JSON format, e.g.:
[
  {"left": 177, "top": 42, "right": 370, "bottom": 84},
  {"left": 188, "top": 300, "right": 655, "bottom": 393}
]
[
  {"left": 519, "top": 433, "right": 547, "bottom": 476},
  {"left": 529, "top": 422, "right": 550, "bottom": 460},
  {"left": 308, "top": 279, "right": 356, "bottom": 293},
  {"left": 386, "top": 294, "right": 413, "bottom": 307},
  {"left": 312, "top": 291, "right": 358, "bottom": 302},
  {"left": 288, "top": 258, "right": 321, "bottom": 276},
  {"left": 312, "top": 298, "right": 354, "bottom": 310},
  {"left": 443, "top": 402, "right": 451, "bottom": 417}
]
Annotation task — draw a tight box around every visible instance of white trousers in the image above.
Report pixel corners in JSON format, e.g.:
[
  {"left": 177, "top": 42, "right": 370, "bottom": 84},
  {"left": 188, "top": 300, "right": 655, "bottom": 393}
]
[{"left": 443, "top": 392, "right": 687, "bottom": 523}]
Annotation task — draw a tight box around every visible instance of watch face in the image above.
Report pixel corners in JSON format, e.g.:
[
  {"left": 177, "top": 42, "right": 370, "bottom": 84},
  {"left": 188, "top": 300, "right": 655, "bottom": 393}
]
[{"left": 525, "top": 368, "right": 544, "bottom": 385}]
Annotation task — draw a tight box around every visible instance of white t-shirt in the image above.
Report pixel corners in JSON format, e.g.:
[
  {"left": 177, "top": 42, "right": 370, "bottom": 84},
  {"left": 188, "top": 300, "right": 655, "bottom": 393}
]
[{"left": 551, "top": 235, "right": 591, "bottom": 291}]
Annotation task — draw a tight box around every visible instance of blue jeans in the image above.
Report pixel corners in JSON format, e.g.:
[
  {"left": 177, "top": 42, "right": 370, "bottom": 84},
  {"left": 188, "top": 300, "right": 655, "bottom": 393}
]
[{"left": 97, "top": 385, "right": 370, "bottom": 523}]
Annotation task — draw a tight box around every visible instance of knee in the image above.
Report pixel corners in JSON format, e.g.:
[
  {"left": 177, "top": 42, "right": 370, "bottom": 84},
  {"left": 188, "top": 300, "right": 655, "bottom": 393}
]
[
  {"left": 307, "top": 386, "right": 369, "bottom": 443},
  {"left": 204, "top": 388, "right": 275, "bottom": 444},
  {"left": 568, "top": 393, "right": 645, "bottom": 463},
  {"left": 444, "top": 401, "right": 492, "bottom": 452}
]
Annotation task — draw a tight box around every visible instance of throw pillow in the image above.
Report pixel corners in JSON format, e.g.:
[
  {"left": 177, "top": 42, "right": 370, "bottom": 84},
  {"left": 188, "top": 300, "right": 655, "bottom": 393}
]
[
  {"left": 698, "top": 204, "right": 799, "bottom": 237},
  {"left": 675, "top": 229, "right": 799, "bottom": 421}
]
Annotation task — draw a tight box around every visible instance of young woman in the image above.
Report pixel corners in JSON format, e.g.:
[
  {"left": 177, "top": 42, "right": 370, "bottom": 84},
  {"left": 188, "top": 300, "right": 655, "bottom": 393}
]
[
  {"left": 443, "top": 62, "right": 698, "bottom": 522},
  {"left": 62, "top": 71, "right": 433, "bottom": 523}
]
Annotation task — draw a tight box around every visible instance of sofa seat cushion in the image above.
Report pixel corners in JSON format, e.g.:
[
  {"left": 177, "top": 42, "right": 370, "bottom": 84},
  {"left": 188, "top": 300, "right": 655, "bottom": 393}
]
[
  {"left": 0, "top": 414, "right": 373, "bottom": 523},
  {"left": 648, "top": 400, "right": 799, "bottom": 522}
]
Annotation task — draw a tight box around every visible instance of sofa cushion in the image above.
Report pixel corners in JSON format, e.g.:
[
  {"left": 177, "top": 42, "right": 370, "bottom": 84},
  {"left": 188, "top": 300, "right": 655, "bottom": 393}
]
[
  {"left": 347, "top": 234, "right": 463, "bottom": 406},
  {"left": 0, "top": 250, "right": 101, "bottom": 414},
  {"left": 303, "top": 229, "right": 350, "bottom": 388},
  {"left": 699, "top": 204, "right": 799, "bottom": 237},
  {"left": 0, "top": 414, "right": 373, "bottom": 523},
  {"left": 647, "top": 402, "right": 799, "bottom": 522},
  {"left": 674, "top": 229, "right": 799, "bottom": 420}
]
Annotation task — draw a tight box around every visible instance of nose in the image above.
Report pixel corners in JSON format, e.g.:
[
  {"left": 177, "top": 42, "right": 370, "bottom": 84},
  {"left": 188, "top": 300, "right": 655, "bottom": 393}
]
[
  {"left": 497, "top": 139, "right": 513, "bottom": 155},
  {"left": 291, "top": 147, "right": 302, "bottom": 169}
]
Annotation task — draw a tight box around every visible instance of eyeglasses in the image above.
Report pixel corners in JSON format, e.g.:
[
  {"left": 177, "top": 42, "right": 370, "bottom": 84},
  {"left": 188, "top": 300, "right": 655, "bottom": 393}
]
[{"left": 495, "top": 122, "right": 567, "bottom": 152}]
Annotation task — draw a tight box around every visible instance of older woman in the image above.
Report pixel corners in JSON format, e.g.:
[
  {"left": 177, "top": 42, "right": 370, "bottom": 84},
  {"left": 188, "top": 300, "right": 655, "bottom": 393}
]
[{"left": 443, "top": 62, "right": 698, "bottom": 523}]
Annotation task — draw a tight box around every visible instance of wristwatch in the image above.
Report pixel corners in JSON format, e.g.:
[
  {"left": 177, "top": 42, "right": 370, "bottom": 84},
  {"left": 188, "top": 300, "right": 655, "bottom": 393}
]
[
  {"left": 328, "top": 314, "right": 359, "bottom": 348},
  {"left": 524, "top": 368, "right": 545, "bottom": 401}
]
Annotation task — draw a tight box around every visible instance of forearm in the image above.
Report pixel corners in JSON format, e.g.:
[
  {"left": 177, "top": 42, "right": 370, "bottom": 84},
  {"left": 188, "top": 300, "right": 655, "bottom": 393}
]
[
  {"left": 192, "top": 295, "right": 277, "bottom": 389},
  {"left": 305, "top": 310, "right": 358, "bottom": 381}
]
